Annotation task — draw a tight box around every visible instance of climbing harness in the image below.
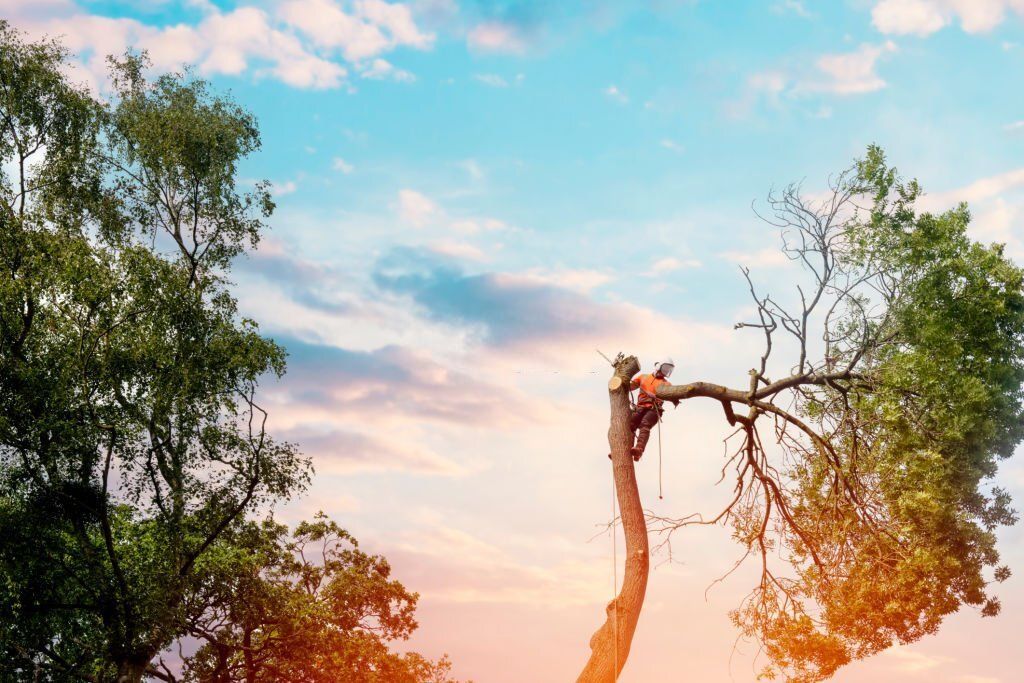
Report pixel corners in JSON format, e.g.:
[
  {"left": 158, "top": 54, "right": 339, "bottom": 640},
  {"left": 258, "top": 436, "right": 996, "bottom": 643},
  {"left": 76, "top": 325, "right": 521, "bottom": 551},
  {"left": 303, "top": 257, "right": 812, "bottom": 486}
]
[{"left": 635, "top": 385, "right": 667, "bottom": 500}]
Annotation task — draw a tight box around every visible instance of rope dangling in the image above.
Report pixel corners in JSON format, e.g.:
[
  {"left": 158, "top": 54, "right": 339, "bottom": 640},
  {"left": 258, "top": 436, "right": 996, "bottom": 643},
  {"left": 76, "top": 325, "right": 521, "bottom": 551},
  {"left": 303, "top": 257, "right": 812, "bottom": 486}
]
[
  {"left": 611, "top": 462, "right": 619, "bottom": 680},
  {"left": 657, "top": 410, "right": 664, "bottom": 500}
]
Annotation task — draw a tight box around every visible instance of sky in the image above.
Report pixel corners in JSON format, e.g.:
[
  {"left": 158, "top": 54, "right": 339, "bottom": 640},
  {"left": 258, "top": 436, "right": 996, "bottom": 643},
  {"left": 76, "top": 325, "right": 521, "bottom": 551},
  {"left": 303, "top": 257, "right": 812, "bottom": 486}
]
[{"left": 6, "top": 1, "right": 1024, "bottom": 681}]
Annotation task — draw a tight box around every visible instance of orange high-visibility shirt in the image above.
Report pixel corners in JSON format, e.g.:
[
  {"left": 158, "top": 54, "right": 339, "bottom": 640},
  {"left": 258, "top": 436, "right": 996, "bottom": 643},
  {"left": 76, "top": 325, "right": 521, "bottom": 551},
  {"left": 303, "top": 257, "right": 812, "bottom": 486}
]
[{"left": 631, "top": 373, "right": 670, "bottom": 408}]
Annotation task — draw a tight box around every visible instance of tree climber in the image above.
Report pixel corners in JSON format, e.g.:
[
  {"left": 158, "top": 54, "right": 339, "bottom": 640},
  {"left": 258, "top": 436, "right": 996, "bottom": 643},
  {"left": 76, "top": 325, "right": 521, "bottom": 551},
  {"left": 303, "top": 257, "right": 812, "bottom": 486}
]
[{"left": 628, "top": 358, "right": 676, "bottom": 461}]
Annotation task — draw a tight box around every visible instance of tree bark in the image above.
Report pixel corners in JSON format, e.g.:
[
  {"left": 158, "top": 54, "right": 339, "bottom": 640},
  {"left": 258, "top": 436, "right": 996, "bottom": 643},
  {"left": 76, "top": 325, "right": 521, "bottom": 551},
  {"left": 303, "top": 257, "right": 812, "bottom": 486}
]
[
  {"left": 116, "top": 657, "right": 149, "bottom": 683},
  {"left": 577, "top": 355, "right": 649, "bottom": 682}
]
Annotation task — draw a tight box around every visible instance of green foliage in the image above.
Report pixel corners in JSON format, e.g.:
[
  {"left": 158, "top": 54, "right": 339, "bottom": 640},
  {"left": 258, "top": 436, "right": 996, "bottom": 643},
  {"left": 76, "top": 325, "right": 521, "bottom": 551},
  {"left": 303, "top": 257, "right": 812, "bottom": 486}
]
[
  {"left": 741, "top": 146, "right": 1024, "bottom": 682},
  {"left": 0, "top": 26, "right": 311, "bottom": 681},
  {"left": 0, "top": 21, "right": 99, "bottom": 223},
  {"left": 179, "top": 514, "right": 465, "bottom": 683},
  {"left": 102, "top": 53, "right": 274, "bottom": 273},
  {"left": 0, "top": 25, "right": 464, "bottom": 683}
]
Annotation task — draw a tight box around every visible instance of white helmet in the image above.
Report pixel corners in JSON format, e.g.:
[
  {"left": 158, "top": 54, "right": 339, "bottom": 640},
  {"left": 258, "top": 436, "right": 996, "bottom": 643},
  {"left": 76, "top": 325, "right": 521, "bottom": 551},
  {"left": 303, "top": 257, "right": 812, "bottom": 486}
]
[{"left": 654, "top": 357, "right": 675, "bottom": 378}]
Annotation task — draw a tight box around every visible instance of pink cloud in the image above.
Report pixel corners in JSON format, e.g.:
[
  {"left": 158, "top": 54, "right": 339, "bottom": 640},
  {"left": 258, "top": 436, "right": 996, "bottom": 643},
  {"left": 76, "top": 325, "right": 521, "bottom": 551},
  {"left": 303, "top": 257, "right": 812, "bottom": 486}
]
[
  {"left": 263, "top": 338, "right": 540, "bottom": 429},
  {"left": 467, "top": 21, "right": 527, "bottom": 53},
  {"left": 386, "top": 519, "right": 610, "bottom": 607},
  {"left": 281, "top": 426, "right": 468, "bottom": 476}
]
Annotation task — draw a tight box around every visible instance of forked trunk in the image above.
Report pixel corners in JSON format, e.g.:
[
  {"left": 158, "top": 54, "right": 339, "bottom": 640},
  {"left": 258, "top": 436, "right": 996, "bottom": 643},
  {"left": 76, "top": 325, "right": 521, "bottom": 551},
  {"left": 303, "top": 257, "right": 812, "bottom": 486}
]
[{"left": 577, "top": 355, "right": 650, "bottom": 682}]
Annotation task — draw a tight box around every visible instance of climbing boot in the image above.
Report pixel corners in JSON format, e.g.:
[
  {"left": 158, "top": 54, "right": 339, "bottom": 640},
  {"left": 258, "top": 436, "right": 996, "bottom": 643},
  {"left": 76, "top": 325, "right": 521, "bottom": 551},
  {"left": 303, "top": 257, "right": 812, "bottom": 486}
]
[{"left": 633, "top": 428, "right": 651, "bottom": 461}]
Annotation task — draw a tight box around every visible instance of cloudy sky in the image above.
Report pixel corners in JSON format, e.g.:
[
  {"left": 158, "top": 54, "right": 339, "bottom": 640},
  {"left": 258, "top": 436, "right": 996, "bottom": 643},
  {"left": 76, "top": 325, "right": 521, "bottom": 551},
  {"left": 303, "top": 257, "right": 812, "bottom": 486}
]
[{"left": 7, "top": 1, "right": 1024, "bottom": 681}]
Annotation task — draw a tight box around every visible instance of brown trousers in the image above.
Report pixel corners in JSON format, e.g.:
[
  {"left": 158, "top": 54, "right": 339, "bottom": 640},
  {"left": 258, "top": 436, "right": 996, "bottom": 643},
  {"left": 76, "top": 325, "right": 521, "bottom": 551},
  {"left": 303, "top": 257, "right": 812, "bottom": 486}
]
[{"left": 630, "top": 405, "right": 661, "bottom": 454}]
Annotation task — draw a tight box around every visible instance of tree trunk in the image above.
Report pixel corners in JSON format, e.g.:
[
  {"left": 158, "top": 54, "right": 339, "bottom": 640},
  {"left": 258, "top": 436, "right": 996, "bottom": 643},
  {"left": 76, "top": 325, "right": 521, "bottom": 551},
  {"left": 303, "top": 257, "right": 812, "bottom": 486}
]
[
  {"left": 116, "top": 658, "right": 149, "bottom": 683},
  {"left": 244, "top": 627, "right": 256, "bottom": 683},
  {"left": 577, "top": 355, "right": 649, "bottom": 682}
]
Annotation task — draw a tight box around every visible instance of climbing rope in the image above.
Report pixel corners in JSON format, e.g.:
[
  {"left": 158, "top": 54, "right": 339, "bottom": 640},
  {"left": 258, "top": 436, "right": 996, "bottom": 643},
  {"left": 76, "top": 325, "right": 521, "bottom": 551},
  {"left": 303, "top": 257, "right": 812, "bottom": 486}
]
[
  {"left": 606, "top": 364, "right": 670, "bottom": 678},
  {"left": 611, "top": 462, "right": 619, "bottom": 681},
  {"left": 657, "top": 410, "right": 664, "bottom": 500}
]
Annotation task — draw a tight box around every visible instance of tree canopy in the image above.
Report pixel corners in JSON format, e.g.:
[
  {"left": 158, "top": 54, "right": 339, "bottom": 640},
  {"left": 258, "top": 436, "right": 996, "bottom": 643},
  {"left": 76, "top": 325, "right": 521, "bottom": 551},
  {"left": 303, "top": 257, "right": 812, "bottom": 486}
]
[
  {"left": 651, "top": 147, "right": 1024, "bottom": 682},
  {"left": 0, "top": 23, "right": 460, "bottom": 683},
  {"left": 580, "top": 146, "right": 1024, "bottom": 682},
  {"left": 176, "top": 514, "right": 461, "bottom": 683},
  {"left": 4, "top": 19, "right": 1021, "bottom": 683}
]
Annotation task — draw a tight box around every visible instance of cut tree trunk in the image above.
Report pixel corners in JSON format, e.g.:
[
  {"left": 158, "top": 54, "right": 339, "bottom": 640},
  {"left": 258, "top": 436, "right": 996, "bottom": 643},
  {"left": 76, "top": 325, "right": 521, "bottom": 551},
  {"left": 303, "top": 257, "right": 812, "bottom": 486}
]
[{"left": 577, "top": 355, "right": 649, "bottom": 682}]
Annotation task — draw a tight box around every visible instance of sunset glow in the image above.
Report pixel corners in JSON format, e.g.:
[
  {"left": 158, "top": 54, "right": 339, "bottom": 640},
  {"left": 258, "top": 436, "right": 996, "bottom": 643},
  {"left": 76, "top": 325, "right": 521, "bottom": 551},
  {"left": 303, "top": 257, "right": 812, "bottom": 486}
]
[{"left": 3, "top": 2, "right": 1024, "bottom": 682}]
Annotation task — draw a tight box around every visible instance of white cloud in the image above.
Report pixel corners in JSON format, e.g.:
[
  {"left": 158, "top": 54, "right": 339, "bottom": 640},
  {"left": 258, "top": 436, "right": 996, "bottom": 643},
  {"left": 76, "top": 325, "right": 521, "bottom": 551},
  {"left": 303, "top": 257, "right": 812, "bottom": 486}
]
[
  {"left": 872, "top": 0, "right": 949, "bottom": 35},
  {"left": 467, "top": 21, "right": 527, "bottom": 54},
  {"left": 1004, "top": 120, "right": 1024, "bottom": 132},
  {"left": 739, "top": 70, "right": 788, "bottom": 113},
  {"left": 358, "top": 57, "right": 415, "bottom": 82},
  {"left": 920, "top": 167, "right": 1024, "bottom": 208},
  {"left": 719, "top": 247, "right": 792, "bottom": 268},
  {"left": 450, "top": 217, "right": 506, "bottom": 234},
  {"left": 883, "top": 647, "right": 954, "bottom": 673},
  {"left": 474, "top": 73, "right": 509, "bottom": 88},
  {"left": 952, "top": 0, "right": 1012, "bottom": 32},
  {"left": 915, "top": 168, "right": 1024, "bottom": 260},
  {"left": 271, "top": 179, "right": 298, "bottom": 196},
  {"left": 777, "top": 0, "right": 811, "bottom": 17},
  {"left": 332, "top": 157, "right": 355, "bottom": 174},
  {"left": 280, "top": 490, "right": 361, "bottom": 523},
  {"left": 398, "top": 189, "right": 439, "bottom": 226},
  {"left": 802, "top": 41, "right": 897, "bottom": 95},
  {"left": 872, "top": 0, "right": 1021, "bottom": 36},
  {"left": 356, "top": 0, "right": 434, "bottom": 49},
  {"left": 277, "top": 0, "right": 432, "bottom": 61},
  {"left": 389, "top": 519, "right": 611, "bottom": 607},
  {"left": 741, "top": 42, "right": 896, "bottom": 112},
  {"left": 428, "top": 240, "right": 488, "bottom": 262},
  {"left": 749, "top": 70, "right": 788, "bottom": 96},
  {"left": 977, "top": 199, "right": 1023, "bottom": 248},
  {"left": 660, "top": 138, "right": 684, "bottom": 153},
  {"left": 8, "top": 0, "right": 431, "bottom": 92},
  {"left": 185, "top": 0, "right": 219, "bottom": 14},
  {"left": 276, "top": 0, "right": 386, "bottom": 60},
  {"left": 651, "top": 257, "right": 701, "bottom": 274},
  {"left": 457, "top": 158, "right": 485, "bottom": 181},
  {"left": 266, "top": 52, "right": 348, "bottom": 90},
  {"left": 0, "top": 0, "right": 74, "bottom": 19},
  {"left": 391, "top": 190, "right": 509, "bottom": 237},
  {"left": 292, "top": 426, "right": 468, "bottom": 476},
  {"left": 521, "top": 268, "right": 613, "bottom": 293},
  {"left": 603, "top": 84, "right": 628, "bottom": 104}
]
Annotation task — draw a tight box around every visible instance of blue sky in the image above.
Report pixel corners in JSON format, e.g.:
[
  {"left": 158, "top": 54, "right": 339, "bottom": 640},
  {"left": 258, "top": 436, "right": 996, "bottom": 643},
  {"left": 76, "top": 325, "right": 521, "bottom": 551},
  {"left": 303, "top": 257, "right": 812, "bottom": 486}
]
[{"left": 9, "top": 1, "right": 1024, "bottom": 681}]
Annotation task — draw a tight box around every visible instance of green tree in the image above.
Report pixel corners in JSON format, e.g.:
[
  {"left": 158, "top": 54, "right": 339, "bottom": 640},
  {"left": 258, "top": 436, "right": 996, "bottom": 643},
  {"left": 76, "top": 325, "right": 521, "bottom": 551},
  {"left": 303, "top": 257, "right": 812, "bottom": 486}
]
[
  {"left": 1, "top": 26, "right": 466, "bottom": 683},
  {"left": 167, "top": 514, "right": 462, "bottom": 683},
  {"left": 581, "top": 147, "right": 1024, "bottom": 682},
  {"left": 0, "top": 25, "right": 307, "bottom": 681}
]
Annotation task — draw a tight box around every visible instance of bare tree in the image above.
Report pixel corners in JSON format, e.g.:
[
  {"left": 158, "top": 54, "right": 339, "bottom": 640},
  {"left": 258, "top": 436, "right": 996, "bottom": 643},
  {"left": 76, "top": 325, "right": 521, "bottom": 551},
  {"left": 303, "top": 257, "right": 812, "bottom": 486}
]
[{"left": 578, "top": 147, "right": 1024, "bottom": 682}]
